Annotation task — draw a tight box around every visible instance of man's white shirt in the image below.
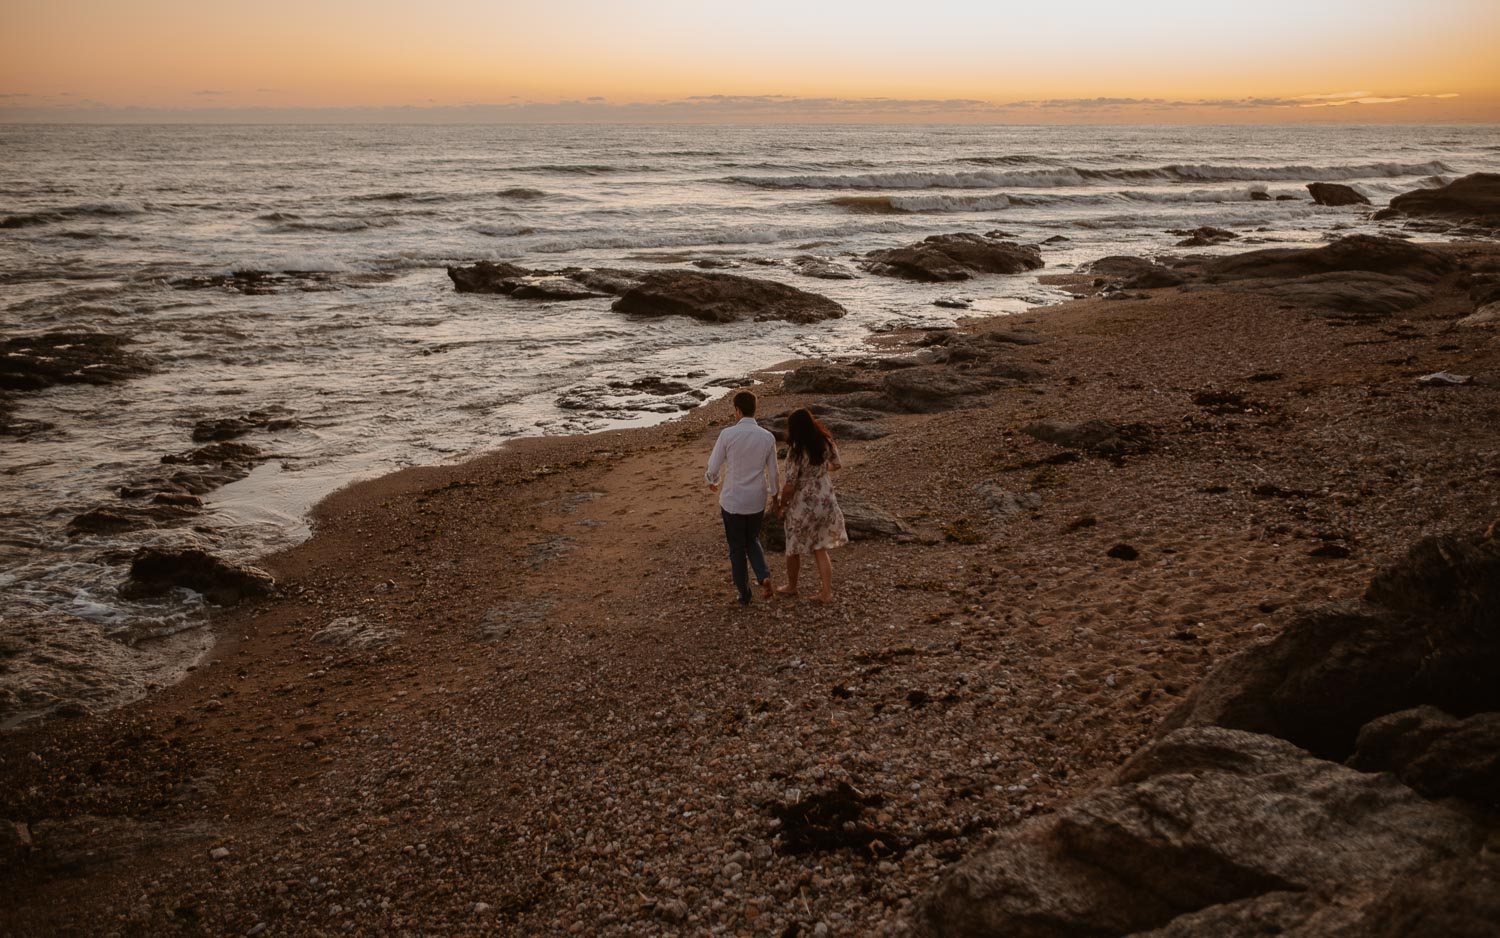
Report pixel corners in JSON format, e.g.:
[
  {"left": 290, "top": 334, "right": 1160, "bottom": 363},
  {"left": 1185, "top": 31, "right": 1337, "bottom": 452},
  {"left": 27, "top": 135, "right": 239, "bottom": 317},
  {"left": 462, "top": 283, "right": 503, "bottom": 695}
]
[{"left": 705, "top": 416, "right": 780, "bottom": 515}]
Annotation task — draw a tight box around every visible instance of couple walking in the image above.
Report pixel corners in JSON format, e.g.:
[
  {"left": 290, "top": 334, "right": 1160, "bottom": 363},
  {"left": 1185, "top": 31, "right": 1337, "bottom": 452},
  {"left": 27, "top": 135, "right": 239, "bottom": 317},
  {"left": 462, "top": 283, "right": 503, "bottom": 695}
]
[{"left": 705, "top": 390, "right": 847, "bottom": 605}]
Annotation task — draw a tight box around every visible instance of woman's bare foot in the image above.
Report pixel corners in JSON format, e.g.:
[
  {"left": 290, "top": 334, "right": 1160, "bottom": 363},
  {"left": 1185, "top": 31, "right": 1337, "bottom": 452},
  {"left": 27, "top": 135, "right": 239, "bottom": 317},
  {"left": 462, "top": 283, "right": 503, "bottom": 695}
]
[
  {"left": 776, "top": 585, "right": 799, "bottom": 597},
  {"left": 760, "top": 578, "right": 775, "bottom": 600},
  {"left": 813, "top": 591, "right": 834, "bottom": 604}
]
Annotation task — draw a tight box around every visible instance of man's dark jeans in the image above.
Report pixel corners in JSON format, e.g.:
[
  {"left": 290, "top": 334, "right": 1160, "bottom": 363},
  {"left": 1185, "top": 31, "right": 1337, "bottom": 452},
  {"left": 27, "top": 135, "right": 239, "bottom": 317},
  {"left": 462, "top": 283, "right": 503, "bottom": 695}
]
[{"left": 721, "top": 509, "right": 771, "bottom": 604}]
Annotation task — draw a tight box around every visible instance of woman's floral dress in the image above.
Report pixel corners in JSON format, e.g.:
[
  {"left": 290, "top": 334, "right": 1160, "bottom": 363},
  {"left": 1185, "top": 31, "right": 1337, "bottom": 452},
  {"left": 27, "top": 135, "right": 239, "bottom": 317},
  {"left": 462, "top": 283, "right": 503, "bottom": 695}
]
[{"left": 783, "top": 444, "right": 848, "bottom": 555}]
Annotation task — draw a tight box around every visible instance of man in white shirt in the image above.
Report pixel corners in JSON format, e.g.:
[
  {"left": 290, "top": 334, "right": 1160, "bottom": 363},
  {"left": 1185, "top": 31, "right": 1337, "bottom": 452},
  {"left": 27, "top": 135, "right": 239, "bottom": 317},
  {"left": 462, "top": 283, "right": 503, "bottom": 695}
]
[{"left": 705, "top": 390, "right": 780, "bottom": 605}]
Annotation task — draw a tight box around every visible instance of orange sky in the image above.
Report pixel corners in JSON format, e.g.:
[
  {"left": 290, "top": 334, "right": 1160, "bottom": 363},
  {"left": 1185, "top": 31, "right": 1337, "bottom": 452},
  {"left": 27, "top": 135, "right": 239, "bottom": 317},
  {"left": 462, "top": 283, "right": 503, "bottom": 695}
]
[{"left": 3, "top": 0, "right": 1497, "bottom": 122}]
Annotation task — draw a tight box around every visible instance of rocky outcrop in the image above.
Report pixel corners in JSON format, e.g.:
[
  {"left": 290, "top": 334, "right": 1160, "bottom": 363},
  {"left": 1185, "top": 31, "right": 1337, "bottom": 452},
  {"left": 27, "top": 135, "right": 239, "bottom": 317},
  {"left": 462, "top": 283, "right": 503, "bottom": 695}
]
[
  {"left": 1084, "top": 256, "right": 1186, "bottom": 289},
  {"left": 1161, "top": 529, "right": 1500, "bottom": 760},
  {"left": 1375, "top": 172, "right": 1500, "bottom": 224},
  {"left": 789, "top": 255, "right": 857, "bottom": 280},
  {"left": 1199, "top": 234, "right": 1454, "bottom": 284},
  {"left": 191, "top": 409, "right": 295, "bottom": 443},
  {"left": 447, "top": 263, "right": 641, "bottom": 299},
  {"left": 121, "top": 547, "right": 275, "bottom": 606},
  {"left": 863, "top": 234, "right": 1043, "bottom": 282},
  {"left": 782, "top": 364, "right": 879, "bottom": 395},
  {"left": 1306, "top": 183, "right": 1370, "bottom": 206},
  {"left": 915, "top": 527, "right": 1500, "bottom": 937},
  {"left": 1196, "top": 271, "right": 1435, "bottom": 315},
  {"left": 0, "top": 332, "right": 153, "bottom": 392},
  {"left": 1173, "top": 226, "right": 1239, "bottom": 247},
  {"left": 611, "top": 271, "right": 845, "bottom": 324},
  {"left": 1458, "top": 301, "right": 1500, "bottom": 329},
  {"left": 917, "top": 727, "right": 1482, "bottom": 938}
]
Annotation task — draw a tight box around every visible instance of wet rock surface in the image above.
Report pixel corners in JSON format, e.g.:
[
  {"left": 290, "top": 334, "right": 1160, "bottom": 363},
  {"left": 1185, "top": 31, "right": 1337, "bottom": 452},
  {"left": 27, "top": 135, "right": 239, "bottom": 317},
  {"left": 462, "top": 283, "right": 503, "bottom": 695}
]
[
  {"left": 611, "top": 270, "right": 846, "bottom": 324},
  {"left": 1306, "top": 182, "right": 1371, "bottom": 206},
  {"left": 1198, "top": 234, "right": 1454, "bottom": 284},
  {"left": 121, "top": 547, "right": 276, "bottom": 605},
  {"left": 168, "top": 269, "right": 337, "bottom": 294},
  {"left": 0, "top": 332, "right": 153, "bottom": 392},
  {"left": 1375, "top": 172, "right": 1500, "bottom": 224},
  {"left": 863, "top": 234, "right": 1043, "bottom": 281}
]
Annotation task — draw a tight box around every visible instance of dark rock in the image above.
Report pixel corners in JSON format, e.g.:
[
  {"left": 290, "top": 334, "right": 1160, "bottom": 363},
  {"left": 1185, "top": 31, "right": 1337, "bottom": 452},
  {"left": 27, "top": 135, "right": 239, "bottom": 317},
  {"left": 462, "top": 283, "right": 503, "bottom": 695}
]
[
  {"left": 769, "top": 781, "right": 899, "bottom": 856},
  {"left": 1374, "top": 172, "right": 1500, "bottom": 224},
  {"left": 915, "top": 726, "right": 1481, "bottom": 938},
  {"left": 446, "top": 261, "right": 533, "bottom": 293},
  {"left": 606, "top": 376, "right": 696, "bottom": 396},
  {"left": 506, "top": 277, "right": 609, "bottom": 301},
  {"left": 168, "top": 269, "right": 335, "bottom": 294},
  {"left": 933, "top": 297, "right": 972, "bottom": 309},
  {"left": 1174, "top": 226, "right": 1239, "bottom": 247},
  {"left": 554, "top": 267, "right": 642, "bottom": 295},
  {"left": 761, "top": 493, "right": 910, "bottom": 552},
  {"left": 1085, "top": 255, "right": 1186, "bottom": 289},
  {"left": 0, "top": 332, "right": 153, "bottom": 392},
  {"left": 1276, "top": 195, "right": 1300, "bottom": 201},
  {"left": 782, "top": 364, "right": 878, "bottom": 395},
  {"left": 1162, "top": 529, "right": 1500, "bottom": 760},
  {"left": 1021, "top": 419, "right": 1154, "bottom": 458},
  {"left": 1043, "top": 235, "right": 1071, "bottom": 244},
  {"left": 1249, "top": 190, "right": 1272, "bottom": 202},
  {"left": 1307, "top": 183, "right": 1371, "bottom": 206},
  {"left": 863, "top": 234, "right": 1043, "bottom": 282},
  {"left": 191, "top": 410, "right": 295, "bottom": 442},
  {"left": 1310, "top": 543, "right": 1352, "bottom": 559},
  {"left": 690, "top": 257, "right": 737, "bottom": 269},
  {"left": 881, "top": 367, "right": 998, "bottom": 413},
  {"left": 1200, "top": 235, "right": 1454, "bottom": 284},
  {"left": 1350, "top": 706, "right": 1500, "bottom": 808},
  {"left": 611, "top": 271, "right": 845, "bottom": 324},
  {"left": 67, "top": 505, "right": 194, "bottom": 536},
  {"left": 1107, "top": 543, "right": 1140, "bottom": 561},
  {"left": 1192, "top": 270, "right": 1435, "bottom": 315},
  {"left": 121, "top": 547, "right": 275, "bottom": 605},
  {"left": 789, "top": 255, "right": 857, "bottom": 280},
  {"left": 975, "top": 484, "right": 1041, "bottom": 520}
]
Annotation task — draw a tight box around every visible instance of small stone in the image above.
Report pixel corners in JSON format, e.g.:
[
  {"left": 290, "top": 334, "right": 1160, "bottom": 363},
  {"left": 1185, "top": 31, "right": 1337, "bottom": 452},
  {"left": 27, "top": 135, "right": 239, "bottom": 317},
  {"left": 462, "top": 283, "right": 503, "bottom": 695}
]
[{"left": 210, "top": 847, "right": 230, "bottom": 860}]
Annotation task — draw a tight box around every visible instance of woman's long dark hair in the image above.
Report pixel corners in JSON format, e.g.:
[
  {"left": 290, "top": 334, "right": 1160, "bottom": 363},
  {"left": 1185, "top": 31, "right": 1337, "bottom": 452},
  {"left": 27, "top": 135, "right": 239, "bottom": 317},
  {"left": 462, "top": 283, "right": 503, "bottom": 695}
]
[{"left": 786, "top": 408, "right": 834, "bottom": 466}]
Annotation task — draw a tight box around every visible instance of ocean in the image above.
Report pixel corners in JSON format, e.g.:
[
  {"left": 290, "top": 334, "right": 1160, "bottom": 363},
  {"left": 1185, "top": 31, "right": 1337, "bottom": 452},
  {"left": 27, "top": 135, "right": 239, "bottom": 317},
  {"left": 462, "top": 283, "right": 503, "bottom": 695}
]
[{"left": 2, "top": 122, "right": 1497, "bottom": 726}]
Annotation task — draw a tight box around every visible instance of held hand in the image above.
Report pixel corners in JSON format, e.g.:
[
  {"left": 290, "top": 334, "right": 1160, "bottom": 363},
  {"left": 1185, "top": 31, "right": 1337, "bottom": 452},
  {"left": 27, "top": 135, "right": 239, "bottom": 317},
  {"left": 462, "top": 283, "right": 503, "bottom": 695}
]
[{"left": 709, "top": 483, "right": 720, "bottom": 494}]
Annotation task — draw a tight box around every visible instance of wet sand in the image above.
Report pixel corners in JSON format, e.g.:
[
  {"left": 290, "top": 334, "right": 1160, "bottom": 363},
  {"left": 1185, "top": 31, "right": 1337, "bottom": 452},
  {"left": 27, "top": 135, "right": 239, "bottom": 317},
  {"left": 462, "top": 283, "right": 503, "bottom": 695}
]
[{"left": 3, "top": 243, "right": 1498, "bottom": 935}]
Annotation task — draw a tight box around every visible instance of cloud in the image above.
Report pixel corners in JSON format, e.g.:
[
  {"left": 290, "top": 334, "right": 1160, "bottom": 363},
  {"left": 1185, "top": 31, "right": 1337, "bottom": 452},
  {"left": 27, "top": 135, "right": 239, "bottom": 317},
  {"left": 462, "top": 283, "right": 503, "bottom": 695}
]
[{"left": 0, "top": 89, "right": 1473, "bottom": 124}]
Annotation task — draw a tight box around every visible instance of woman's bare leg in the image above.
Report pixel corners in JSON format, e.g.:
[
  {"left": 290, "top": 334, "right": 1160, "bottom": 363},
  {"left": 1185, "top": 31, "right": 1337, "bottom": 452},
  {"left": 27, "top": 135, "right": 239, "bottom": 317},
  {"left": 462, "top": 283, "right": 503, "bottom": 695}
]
[
  {"left": 813, "top": 549, "right": 833, "bottom": 602},
  {"left": 778, "top": 555, "right": 801, "bottom": 595}
]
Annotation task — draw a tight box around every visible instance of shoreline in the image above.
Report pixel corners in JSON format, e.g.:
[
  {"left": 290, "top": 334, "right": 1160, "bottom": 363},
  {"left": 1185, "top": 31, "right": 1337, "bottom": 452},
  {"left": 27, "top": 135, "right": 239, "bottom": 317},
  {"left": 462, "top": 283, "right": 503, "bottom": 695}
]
[{"left": 3, "top": 239, "right": 1497, "bottom": 935}]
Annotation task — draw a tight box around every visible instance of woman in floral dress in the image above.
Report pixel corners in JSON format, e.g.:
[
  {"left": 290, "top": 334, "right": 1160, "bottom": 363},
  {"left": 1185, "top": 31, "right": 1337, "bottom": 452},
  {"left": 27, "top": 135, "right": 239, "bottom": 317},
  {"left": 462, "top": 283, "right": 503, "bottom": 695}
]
[{"left": 777, "top": 408, "right": 848, "bottom": 603}]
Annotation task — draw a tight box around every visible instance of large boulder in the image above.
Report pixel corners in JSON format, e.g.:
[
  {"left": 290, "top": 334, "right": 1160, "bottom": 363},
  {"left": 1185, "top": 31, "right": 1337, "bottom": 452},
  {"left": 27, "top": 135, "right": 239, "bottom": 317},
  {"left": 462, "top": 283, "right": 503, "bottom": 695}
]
[
  {"left": 1199, "top": 235, "right": 1454, "bottom": 284},
  {"left": 1084, "top": 256, "right": 1186, "bottom": 289},
  {"left": 1161, "top": 529, "right": 1500, "bottom": 760},
  {"left": 863, "top": 234, "right": 1043, "bottom": 282},
  {"left": 915, "top": 726, "right": 1483, "bottom": 938},
  {"left": 1375, "top": 172, "right": 1500, "bottom": 224},
  {"left": 611, "top": 271, "right": 845, "bottom": 324},
  {"left": 1191, "top": 270, "right": 1435, "bottom": 315},
  {"left": 781, "top": 363, "right": 879, "bottom": 395},
  {"left": 1306, "top": 183, "right": 1371, "bottom": 206},
  {"left": 1349, "top": 706, "right": 1500, "bottom": 808},
  {"left": 446, "top": 260, "right": 532, "bottom": 293},
  {"left": 121, "top": 547, "right": 275, "bottom": 605},
  {"left": 0, "top": 332, "right": 153, "bottom": 392}
]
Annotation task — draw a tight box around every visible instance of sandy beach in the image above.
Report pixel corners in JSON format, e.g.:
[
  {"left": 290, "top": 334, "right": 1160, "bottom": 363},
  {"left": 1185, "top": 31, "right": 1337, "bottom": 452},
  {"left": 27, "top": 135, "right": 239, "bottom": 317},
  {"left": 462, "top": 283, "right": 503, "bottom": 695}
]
[{"left": 3, "top": 238, "right": 1499, "bottom": 935}]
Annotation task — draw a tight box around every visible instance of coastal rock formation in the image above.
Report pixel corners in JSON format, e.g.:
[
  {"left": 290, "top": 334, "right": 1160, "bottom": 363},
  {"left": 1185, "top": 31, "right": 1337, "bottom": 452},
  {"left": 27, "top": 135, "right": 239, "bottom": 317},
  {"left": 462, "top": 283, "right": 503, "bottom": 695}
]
[
  {"left": 191, "top": 409, "right": 296, "bottom": 442},
  {"left": 1161, "top": 529, "right": 1500, "bottom": 759},
  {"left": 611, "top": 271, "right": 845, "bottom": 324},
  {"left": 1172, "top": 226, "right": 1239, "bottom": 247},
  {"left": 917, "top": 526, "right": 1500, "bottom": 936},
  {"left": 1375, "top": 172, "right": 1500, "bottom": 224},
  {"left": 447, "top": 263, "right": 641, "bottom": 299},
  {"left": 1200, "top": 234, "right": 1454, "bottom": 284},
  {"left": 789, "top": 255, "right": 857, "bottom": 280},
  {"left": 121, "top": 547, "right": 275, "bottom": 606},
  {"left": 1306, "top": 182, "right": 1370, "bottom": 206},
  {"left": 863, "top": 234, "right": 1043, "bottom": 282},
  {"left": 782, "top": 364, "right": 879, "bottom": 395},
  {"left": 916, "top": 726, "right": 1483, "bottom": 938},
  {"left": 1458, "top": 301, "right": 1500, "bottom": 329},
  {"left": 169, "top": 269, "right": 337, "bottom": 294},
  {"left": 1084, "top": 256, "right": 1186, "bottom": 290},
  {"left": 0, "top": 332, "right": 154, "bottom": 392},
  {"left": 1199, "top": 271, "right": 1435, "bottom": 315}
]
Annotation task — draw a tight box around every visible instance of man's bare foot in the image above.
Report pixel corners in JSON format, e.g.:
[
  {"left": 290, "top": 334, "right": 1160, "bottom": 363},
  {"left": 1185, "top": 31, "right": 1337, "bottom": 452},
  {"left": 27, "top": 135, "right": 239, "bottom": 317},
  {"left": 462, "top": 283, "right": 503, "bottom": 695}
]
[
  {"left": 813, "top": 592, "right": 834, "bottom": 604},
  {"left": 776, "top": 585, "right": 799, "bottom": 597},
  {"left": 760, "top": 578, "right": 775, "bottom": 600}
]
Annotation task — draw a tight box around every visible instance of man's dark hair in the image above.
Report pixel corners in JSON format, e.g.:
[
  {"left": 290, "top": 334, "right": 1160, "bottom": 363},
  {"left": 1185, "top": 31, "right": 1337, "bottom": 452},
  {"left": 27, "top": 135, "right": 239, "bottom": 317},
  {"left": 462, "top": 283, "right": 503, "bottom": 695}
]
[{"left": 732, "top": 390, "right": 757, "bottom": 417}]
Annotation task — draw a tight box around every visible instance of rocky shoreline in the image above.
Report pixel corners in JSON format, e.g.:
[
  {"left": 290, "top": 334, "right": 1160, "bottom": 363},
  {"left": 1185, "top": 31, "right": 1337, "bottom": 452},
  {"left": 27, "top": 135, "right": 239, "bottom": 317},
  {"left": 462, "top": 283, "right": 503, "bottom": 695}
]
[{"left": 3, "top": 194, "right": 1500, "bottom": 934}]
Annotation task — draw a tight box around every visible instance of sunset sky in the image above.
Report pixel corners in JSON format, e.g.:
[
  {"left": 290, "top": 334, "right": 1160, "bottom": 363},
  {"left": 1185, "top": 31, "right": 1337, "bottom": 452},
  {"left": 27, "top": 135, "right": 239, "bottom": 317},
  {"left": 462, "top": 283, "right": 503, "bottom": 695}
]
[{"left": 3, "top": 0, "right": 1497, "bottom": 122}]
